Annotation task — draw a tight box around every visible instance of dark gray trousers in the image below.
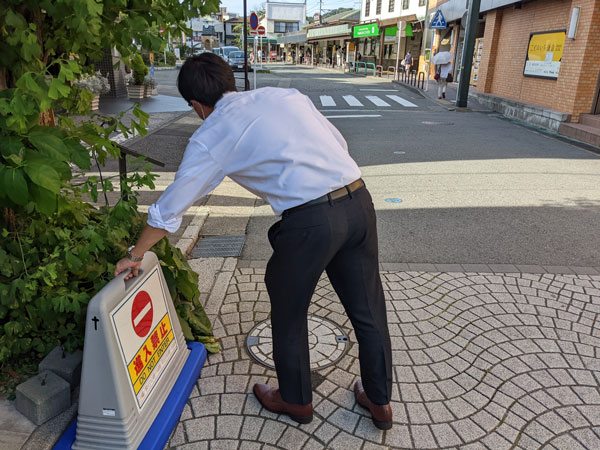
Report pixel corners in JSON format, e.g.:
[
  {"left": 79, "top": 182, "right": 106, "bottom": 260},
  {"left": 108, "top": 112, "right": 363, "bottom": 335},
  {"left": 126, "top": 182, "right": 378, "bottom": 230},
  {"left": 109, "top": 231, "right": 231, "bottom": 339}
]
[{"left": 264, "top": 186, "right": 393, "bottom": 406}]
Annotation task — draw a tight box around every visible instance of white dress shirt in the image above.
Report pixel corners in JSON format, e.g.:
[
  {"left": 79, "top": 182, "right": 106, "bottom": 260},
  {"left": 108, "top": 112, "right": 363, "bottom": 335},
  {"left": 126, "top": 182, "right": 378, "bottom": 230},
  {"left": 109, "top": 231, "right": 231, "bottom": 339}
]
[{"left": 147, "top": 87, "right": 362, "bottom": 232}]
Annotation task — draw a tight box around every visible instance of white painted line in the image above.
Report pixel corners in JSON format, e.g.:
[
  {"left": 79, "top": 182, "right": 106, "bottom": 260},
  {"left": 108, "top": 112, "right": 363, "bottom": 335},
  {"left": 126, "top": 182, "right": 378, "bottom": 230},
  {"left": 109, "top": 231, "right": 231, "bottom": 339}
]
[
  {"left": 324, "top": 114, "right": 381, "bottom": 118},
  {"left": 320, "top": 95, "right": 336, "bottom": 107},
  {"left": 386, "top": 95, "right": 418, "bottom": 108},
  {"left": 133, "top": 303, "right": 151, "bottom": 327},
  {"left": 360, "top": 89, "right": 399, "bottom": 92},
  {"left": 343, "top": 95, "right": 363, "bottom": 106},
  {"left": 366, "top": 96, "right": 391, "bottom": 107}
]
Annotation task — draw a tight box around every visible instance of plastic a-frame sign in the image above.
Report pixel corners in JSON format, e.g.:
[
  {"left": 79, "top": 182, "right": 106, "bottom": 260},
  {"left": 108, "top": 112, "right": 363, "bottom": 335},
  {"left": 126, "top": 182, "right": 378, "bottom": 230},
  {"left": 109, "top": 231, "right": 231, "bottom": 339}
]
[
  {"left": 431, "top": 10, "right": 447, "bottom": 29},
  {"left": 54, "top": 252, "right": 207, "bottom": 450}
]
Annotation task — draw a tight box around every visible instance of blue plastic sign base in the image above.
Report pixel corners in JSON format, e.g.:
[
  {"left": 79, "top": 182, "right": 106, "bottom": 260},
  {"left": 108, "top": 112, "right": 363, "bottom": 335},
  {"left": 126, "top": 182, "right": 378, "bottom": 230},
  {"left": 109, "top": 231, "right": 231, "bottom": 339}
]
[{"left": 54, "top": 342, "right": 207, "bottom": 450}]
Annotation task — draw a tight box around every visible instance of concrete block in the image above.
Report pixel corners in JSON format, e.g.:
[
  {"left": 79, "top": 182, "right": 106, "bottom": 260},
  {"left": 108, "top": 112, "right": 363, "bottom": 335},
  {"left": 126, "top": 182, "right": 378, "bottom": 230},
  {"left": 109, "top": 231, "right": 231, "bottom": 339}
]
[
  {"left": 38, "top": 346, "right": 82, "bottom": 387},
  {"left": 15, "top": 371, "right": 70, "bottom": 425}
]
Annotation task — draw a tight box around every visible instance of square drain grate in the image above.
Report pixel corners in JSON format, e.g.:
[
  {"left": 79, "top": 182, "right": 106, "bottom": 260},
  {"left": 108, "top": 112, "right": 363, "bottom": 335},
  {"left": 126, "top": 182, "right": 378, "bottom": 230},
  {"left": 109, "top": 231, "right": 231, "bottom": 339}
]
[{"left": 190, "top": 235, "right": 246, "bottom": 258}]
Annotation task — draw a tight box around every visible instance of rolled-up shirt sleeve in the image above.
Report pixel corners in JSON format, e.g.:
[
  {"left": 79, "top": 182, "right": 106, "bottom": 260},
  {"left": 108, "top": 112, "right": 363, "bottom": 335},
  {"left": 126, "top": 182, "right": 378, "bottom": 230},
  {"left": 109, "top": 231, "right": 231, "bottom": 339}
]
[{"left": 147, "top": 141, "right": 225, "bottom": 232}]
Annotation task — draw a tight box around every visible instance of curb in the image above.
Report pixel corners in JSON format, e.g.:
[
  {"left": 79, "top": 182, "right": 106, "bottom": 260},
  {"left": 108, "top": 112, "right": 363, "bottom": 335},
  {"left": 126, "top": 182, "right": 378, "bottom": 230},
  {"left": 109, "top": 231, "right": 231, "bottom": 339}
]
[{"left": 175, "top": 207, "right": 210, "bottom": 257}]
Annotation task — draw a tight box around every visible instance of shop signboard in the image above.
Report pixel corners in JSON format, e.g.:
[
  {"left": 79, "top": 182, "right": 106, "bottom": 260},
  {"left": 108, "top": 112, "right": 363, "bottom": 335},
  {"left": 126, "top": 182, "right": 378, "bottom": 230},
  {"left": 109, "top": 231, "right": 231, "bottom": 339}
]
[
  {"left": 523, "top": 30, "right": 566, "bottom": 79},
  {"left": 353, "top": 23, "right": 379, "bottom": 38}
]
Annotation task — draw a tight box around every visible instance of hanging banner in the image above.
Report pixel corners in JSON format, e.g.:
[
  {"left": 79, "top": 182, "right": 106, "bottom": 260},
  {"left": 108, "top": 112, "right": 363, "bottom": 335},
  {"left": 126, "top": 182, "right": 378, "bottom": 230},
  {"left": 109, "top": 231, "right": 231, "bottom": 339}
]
[{"left": 524, "top": 30, "right": 566, "bottom": 79}]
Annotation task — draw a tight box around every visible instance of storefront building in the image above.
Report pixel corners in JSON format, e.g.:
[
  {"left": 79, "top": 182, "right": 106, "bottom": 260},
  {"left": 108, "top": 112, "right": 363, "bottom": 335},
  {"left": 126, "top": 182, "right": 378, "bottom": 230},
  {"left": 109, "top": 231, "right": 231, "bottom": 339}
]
[
  {"left": 277, "top": 31, "right": 308, "bottom": 63},
  {"left": 305, "top": 10, "right": 360, "bottom": 67},
  {"left": 428, "top": 0, "right": 600, "bottom": 132},
  {"left": 357, "top": 0, "right": 427, "bottom": 70}
]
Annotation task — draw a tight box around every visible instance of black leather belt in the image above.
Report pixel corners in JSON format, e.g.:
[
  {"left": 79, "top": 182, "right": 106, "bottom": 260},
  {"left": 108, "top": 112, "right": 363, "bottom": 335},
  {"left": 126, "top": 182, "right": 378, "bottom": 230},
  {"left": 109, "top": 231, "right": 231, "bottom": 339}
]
[{"left": 285, "top": 179, "right": 365, "bottom": 214}]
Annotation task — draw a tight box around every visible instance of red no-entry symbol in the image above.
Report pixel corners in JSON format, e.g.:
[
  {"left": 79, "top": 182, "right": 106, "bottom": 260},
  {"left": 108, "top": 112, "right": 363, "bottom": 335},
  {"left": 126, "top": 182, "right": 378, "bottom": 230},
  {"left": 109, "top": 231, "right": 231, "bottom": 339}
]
[{"left": 131, "top": 291, "right": 153, "bottom": 338}]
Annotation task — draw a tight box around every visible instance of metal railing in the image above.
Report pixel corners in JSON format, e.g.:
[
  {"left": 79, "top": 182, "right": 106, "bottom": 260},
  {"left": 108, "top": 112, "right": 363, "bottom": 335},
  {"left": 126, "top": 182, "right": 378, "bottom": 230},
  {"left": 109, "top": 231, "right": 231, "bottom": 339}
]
[
  {"left": 398, "top": 69, "right": 426, "bottom": 90},
  {"left": 387, "top": 66, "right": 396, "bottom": 79},
  {"left": 116, "top": 143, "right": 165, "bottom": 201},
  {"left": 345, "top": 61, "right": 377, "bottom": 77}
]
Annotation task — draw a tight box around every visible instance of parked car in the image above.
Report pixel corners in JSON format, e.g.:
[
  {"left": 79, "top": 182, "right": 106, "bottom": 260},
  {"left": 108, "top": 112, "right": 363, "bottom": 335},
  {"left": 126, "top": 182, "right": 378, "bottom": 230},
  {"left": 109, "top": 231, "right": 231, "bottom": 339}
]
[
  {"left": 213, "top": 46, "right": 241, "bottom": 61},
  {"left": 227, "top": 51, "right": 253, "bottom": 72}
]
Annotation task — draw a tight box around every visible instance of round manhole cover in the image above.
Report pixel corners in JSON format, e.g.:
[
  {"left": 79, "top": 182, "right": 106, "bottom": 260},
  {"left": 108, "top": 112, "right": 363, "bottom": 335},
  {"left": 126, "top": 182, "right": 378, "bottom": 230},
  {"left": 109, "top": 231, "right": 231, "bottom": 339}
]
[
  {"left": 245, "top": 314, "right": 349, "bottom": 370},
  {"left": 421, "top": 121, "right": 454, "bottom": 126}
]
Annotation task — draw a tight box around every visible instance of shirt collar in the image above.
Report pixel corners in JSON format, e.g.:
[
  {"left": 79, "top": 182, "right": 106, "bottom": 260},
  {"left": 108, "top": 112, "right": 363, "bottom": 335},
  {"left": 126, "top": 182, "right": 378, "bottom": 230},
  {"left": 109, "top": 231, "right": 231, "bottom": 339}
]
[{"left": 215, "top": 91, "right": 238, "bottom": 109}]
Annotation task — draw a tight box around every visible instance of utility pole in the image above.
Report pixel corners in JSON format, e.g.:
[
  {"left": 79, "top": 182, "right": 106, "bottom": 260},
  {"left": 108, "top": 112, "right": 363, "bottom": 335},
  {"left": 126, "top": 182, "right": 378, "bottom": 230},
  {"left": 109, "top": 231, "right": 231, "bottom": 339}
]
[
  {"left": 456, "top": 0, "right": 481, "bottom": 107},
  {"left": 243, "top": 0, "right": 250, "bottom": 91}
]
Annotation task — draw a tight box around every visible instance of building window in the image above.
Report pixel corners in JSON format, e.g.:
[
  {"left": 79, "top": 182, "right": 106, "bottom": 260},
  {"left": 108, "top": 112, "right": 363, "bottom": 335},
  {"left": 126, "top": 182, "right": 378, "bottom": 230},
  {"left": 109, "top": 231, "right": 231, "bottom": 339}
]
[
  {"left": 419, "top": 0, "right": 425, "bottom": 5},
  {"left": 376, "top": 0, "right": 382, "bottom": 14},
  {"left": 402, "top": 0, "right": 409, "bottom": 9},
  {"left": 274, "top": 21, "right": 299, "bottom": 33},
  {"left": 365, "top": 0, "right": 371, "bottom": 16},
  {"left": 389, "top": 0, "right": 395, "bottom": 12}
]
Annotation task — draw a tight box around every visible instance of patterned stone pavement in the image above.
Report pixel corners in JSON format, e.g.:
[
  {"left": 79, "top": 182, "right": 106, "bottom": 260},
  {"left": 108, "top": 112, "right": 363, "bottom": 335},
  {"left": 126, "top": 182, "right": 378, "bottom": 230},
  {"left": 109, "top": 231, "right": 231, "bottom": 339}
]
[{"left": 167, "top": 262, "right": 600, "bottom": 450}]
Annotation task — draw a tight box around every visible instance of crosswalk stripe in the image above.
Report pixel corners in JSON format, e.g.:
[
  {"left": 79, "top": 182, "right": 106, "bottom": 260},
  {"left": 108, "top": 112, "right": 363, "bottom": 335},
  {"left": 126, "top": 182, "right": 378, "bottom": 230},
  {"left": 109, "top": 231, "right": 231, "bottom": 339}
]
[
  {"left": 343, "top": 95, "right": 363, "bottom": 106},
  {"left": 320, "top": 95, "right": 336, "bottom": 107},
  {"left": 386, "top": 95, "right": 418, "bottom": 108},
  {"left": 365, "top": 96, "right": 390, "bottom": 107}
]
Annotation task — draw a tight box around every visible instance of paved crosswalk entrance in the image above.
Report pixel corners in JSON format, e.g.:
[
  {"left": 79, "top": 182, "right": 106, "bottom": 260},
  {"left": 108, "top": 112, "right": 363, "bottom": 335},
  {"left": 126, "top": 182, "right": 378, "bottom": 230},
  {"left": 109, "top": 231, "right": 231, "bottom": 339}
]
[{"left": 315, "top": 93, "right": 419, "bottom": 109}]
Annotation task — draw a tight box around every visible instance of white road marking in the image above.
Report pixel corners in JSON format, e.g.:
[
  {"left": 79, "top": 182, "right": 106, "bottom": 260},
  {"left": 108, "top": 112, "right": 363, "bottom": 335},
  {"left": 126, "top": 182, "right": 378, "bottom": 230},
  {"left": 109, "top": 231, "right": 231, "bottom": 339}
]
[
  {"left": 386, "top": 95, "right": 418, "bottom": 108},
  {"left": 360, "top": 89, "right": 399, "bottom": 91},
  {"left": 320, "top": 95, "right": 336, "bottom": 107},
  {"left": 366, "top": 96, "right": 391, "bottom": 107},
  {"left": 133, "top": 303, "right": 151, "bottom": 327},
  {"left": 343, "top": 95, "right": 363, "bottom": 106},
  {"left": 324, "top": 114, "right": 381, "bottom": 118}
]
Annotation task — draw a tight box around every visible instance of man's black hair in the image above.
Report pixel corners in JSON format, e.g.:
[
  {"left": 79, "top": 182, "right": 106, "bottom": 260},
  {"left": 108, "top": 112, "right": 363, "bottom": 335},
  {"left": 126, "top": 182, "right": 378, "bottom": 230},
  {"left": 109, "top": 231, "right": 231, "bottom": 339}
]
[{"left": 177, "top": 52, "right": 237, "bottom": 107}]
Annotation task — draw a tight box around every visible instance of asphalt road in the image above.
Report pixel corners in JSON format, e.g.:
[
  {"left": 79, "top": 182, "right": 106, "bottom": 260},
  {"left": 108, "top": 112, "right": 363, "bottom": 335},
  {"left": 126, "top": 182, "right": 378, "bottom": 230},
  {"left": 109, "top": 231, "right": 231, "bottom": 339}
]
[{"left": 154, "top": 65, "right": 600, "bottom": 267}]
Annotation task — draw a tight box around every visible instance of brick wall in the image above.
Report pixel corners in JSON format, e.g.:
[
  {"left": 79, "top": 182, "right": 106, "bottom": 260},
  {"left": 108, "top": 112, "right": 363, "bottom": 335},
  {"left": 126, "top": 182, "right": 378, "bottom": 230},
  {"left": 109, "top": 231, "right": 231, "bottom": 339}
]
[
  {"left": 556, "top": 0, "right": 600, "bottom": 120},
  {"left": 476, "top": 0, "right": 600, "bottom": 121},
  {"left": 478, "top": 10, "right": 503, "bottom": 93}
]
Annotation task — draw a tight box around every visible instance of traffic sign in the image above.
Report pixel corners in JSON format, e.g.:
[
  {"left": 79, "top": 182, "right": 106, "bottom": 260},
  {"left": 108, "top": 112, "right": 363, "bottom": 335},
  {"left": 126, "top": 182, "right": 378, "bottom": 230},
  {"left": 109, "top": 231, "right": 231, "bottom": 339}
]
[
  {"left": 431, "top": 10, "right": 447, "bottom": 29},
  {"left": 131, "top": 291, "right": 153, "bottom": 338},
  {"left": 257, "top": 25, "right": 265, "bottom": 35},
  {"left": 250, "top": 12, "right": 258, "bottom": 30},
  {"left": 54, "top": 252, "right": 207, "bottom": 450},
  {"left": 249, "top": 30, "right": 258, "bottom": 35}
]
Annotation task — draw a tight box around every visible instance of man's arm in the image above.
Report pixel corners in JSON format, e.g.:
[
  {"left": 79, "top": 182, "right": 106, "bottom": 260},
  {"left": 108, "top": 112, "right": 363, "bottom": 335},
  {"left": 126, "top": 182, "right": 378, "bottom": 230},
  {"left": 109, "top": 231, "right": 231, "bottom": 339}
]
[
  {"left": 114, "top": 225, "right": 168, "bottom": 280},
  {"left": 113, "top": 140, "right": 225, "bottom": 280}
]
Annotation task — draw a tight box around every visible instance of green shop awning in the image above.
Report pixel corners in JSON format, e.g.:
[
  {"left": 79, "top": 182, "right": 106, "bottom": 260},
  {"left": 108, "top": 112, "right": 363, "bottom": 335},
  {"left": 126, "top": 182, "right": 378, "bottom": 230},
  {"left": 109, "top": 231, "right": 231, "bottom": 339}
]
[
  {"left": 248, "top": 37, "right": 277, "bottom": 44},
  {"left": 307, "top": 24, "right": 352, "bottom": 41}
]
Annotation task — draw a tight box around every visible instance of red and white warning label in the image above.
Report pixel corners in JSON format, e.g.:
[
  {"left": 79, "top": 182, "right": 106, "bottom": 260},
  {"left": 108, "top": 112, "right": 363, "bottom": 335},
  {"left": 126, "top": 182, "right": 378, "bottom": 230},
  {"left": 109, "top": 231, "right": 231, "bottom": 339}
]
[{"left": 111, "top": 268, "right": 178, "bottom": 410}]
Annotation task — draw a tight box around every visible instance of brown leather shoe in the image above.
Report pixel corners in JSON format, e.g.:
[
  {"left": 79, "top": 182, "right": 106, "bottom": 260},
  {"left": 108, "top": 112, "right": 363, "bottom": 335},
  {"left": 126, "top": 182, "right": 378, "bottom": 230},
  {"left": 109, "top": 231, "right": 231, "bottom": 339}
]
[
  {"left": 253, "top": 383, "right": 313, "bottom": 424},
  {"left": 354, "top": 380, "right": 393, "bottom": 430}
]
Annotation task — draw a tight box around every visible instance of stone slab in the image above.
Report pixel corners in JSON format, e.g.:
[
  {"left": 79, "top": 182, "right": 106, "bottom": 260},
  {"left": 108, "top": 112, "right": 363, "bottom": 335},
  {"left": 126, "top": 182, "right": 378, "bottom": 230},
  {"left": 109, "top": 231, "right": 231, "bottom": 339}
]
[
  {"left": 15, "top": 371, "right": 70, "bottom": 425},
  {"left": 38, "top": 346, "right": 82, "bottom": 387}
]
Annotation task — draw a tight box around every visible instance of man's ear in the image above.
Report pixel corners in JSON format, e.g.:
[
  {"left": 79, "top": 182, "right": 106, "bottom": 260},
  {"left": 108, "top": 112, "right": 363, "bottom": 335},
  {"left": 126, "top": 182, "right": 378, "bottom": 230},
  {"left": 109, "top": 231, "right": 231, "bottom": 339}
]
[{"left": 189, "top": 100, "right": 205, "bottom": 119}]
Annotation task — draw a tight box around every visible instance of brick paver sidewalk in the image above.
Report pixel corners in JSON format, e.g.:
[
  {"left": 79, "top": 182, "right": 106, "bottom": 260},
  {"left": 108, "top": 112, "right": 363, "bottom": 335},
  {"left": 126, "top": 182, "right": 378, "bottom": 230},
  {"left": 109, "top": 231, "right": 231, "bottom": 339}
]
[{"left": 166, "top": 262, "right": 600, "bottom": 450}]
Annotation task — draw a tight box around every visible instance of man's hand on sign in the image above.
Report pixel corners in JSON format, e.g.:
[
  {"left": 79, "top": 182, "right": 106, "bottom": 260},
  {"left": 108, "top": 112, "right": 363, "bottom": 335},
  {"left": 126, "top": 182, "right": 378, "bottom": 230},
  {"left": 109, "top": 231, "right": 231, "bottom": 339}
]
[
  {"left": 115, "top": 257, "right": 142, "bottom": 280},
  {"left": 113, "top": 225, "right": 168, "bottom": 279}
]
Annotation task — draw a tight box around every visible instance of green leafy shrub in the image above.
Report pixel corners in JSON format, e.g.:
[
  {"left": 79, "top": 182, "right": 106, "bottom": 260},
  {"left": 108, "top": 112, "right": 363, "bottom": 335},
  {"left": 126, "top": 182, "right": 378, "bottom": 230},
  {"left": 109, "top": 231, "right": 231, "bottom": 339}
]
[
  {"left": 0, "top": 190, "right": 220, "bottom": 360},
  {"left": 0, "top": 0, "right": 222, "bottom": 370},
  {"left": 131, "top": 54, "right": 148, "bottom": 85},
  {"left": 165, "top": 51, "right": 177, "bottom": 66}
]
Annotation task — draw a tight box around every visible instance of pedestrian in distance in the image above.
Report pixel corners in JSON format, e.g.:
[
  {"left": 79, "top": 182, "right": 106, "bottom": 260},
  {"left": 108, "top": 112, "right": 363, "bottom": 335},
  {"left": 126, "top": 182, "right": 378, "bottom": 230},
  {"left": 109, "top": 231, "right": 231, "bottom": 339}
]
[
  {"left": 404, "top": 50, "right": 413, "bottom": 72},
  {"left": 114, "top": 52, "right": 394, "bottom": 430},
  {"left": 435, "top": 60, "right": 453, "bottom": 99}
]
